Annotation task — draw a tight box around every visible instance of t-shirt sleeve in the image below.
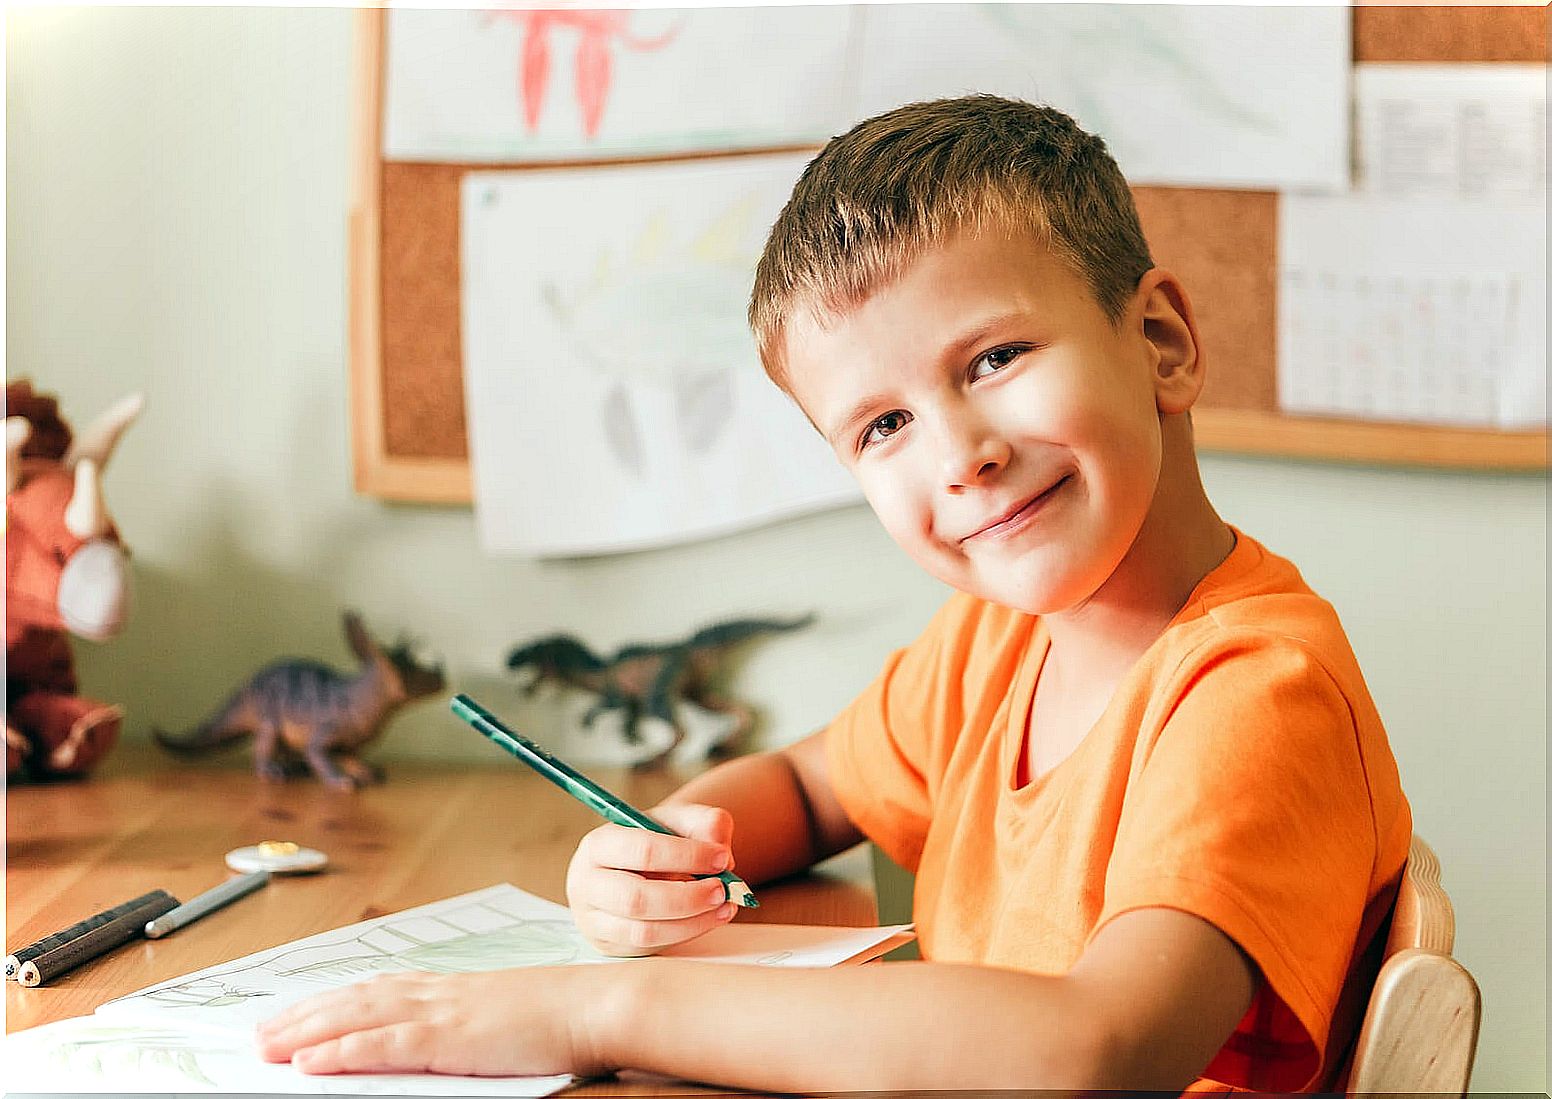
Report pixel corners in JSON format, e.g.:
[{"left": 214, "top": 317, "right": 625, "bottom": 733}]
[
  {"left": 824, "top": 594, "right": 981, "bottom": 873},
  {"left": 1096, "top": 632, "right": 1381, "bottom": 1090}
]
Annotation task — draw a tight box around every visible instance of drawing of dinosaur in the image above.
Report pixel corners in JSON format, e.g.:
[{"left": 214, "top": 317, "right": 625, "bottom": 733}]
[
  {"left": 505, "top": 614, "right": 814, "bottom": 763},
  {"left": 153, "top": 612, "right": 445, "bottom": 790}
]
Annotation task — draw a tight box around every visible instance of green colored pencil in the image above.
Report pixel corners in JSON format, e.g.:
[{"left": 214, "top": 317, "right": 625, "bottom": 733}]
[{"left": 451, "top": 694, "right": 757, "bottom": 908}]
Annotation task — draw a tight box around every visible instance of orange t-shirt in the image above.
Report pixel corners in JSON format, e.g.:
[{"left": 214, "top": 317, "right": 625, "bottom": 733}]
[{"left": 825, "top": 529, "right": 1411, "bottom": 1092}]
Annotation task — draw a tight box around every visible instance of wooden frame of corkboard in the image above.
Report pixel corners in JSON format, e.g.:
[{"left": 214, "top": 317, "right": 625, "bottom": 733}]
[{"left": 348, "top": 6, "right": 1548, "bottom": 503}]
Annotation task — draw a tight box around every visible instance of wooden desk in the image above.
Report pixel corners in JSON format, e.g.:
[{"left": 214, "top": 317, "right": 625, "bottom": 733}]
[{"left": 6, "top": 746, "right": 879, "bottom": 1051}]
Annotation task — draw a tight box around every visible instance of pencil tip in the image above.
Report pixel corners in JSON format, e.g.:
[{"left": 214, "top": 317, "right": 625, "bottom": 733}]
[{"left": 725, "top": 880, "right": 759, "bottom": 908}]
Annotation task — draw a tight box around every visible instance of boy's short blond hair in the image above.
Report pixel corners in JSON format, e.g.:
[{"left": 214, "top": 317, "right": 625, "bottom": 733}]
[{"left": 749, "top": 95, "right": 1155, "bottom": 389}]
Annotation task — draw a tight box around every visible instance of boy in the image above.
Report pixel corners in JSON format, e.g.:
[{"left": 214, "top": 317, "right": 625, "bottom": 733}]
[{"left": 259, "top": 96, "right": 1411, "bottom": 1092}]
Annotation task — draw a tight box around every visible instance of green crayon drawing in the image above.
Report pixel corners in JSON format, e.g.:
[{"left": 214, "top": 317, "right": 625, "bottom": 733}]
[
  {"left": 38, "top": 1024, "right": 220, "bottom": 1088},
  {"left": 114, "top": 895, "right": 611, "bottom": 1015},
  {"left": 980, "top": 5, "right": 1279, "bottom": 140},
  {"left": 537, "top": 194, "right": 763, "bottom": 474}
]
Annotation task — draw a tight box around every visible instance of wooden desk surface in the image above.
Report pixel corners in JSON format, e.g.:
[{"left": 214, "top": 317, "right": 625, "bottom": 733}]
[{"left": 6, "top": 746, "right": 878, "bottom": 1048}]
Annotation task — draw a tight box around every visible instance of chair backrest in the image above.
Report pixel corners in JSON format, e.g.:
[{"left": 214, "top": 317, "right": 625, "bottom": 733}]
[{"left": 1346, "top": 835, "right": 1482, "bottom": 1097}]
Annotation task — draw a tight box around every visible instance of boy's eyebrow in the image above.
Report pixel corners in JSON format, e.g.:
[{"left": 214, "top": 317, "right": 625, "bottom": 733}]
[
  {"left": 825, "top": 394, "right": 892, "bottom": 447},
  {"left": 939, "top": 310, "right": 1031, "bottom": 363}
]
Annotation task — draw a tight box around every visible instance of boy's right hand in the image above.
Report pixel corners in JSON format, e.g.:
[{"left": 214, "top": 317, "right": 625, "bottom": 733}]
[{"left": 565, "top": 803, "right": 740, "bottom": 957}]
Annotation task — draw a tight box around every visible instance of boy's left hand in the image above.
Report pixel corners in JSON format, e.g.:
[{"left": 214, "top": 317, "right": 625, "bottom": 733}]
[{"left": 255, "top": 967, "right": 605, "bottom": 1078}]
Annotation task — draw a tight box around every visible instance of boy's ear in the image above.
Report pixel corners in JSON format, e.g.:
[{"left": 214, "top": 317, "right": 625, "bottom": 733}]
[{"left": 1135, "top": 268, "right": 1205, "bottom": 416}]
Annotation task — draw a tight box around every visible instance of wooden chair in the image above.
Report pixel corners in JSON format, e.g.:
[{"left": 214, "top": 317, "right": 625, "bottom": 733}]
[{"left": 1346, "top": 835, "right": 1482, "bottom": 1097}]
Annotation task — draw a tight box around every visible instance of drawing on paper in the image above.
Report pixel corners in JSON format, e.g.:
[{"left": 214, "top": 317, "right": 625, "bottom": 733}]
[
  {"left": 113, "top": 894, "right": 607, "bottom": 1016},
  {"left": 33, "top": 1023, "right": 221, "bottom": 1089},
  {"left": 538, "top": 197, "right": 762, "bottom": 474},
  {"left": 144, "top": 978, "right": 275, "bottom": 1009},
  {"left": 6, "top": 883, "right": 911, "bottom": 1096},
  {"left": 979, "top": 5, "right": 1278, "bottom": 139},
  {"left": 461, "top": 157, "right": 861, "bottom": 556},
  {"left": 485, "top": 10, "right": 682, "bottom": 139},
  {"left": 852, "top": 3, "right": 1348, "bottom": 189},
  {"left": 384, "top": 8, "right": 853, "bottom": 162},
  {"left": 6, "top": 1012, "right": 570, "bottom": 1096}
]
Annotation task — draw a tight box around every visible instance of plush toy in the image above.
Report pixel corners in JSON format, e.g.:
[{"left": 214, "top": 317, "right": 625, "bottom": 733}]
[{"left": 5, "top": 381, "right": 143, "bottom": 780}]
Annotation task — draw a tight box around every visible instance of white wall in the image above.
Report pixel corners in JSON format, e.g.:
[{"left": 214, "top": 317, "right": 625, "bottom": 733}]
[{"left": 7, "top": 7, "right": 1545, "bottom": 1090}]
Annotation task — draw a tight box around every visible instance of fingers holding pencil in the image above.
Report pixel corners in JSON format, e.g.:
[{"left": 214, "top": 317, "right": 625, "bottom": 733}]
[
  {"left": 578, "top": 805, "right": 734, "bottom": 877},
  {"left": 566, "top": 805, "right": 740, "bottom": 956}
]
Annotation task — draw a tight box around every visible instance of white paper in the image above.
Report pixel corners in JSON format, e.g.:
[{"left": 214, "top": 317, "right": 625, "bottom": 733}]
[
  {"left": 663, "top": 920, "right": 911, "bottom": 968},
  {"left": 852, "top": 4, "right": 1350, "bottom": 189},
  {"left": 1355, "top": 63, "right": 1548, "bottom": 200},
  {"left": 384, "top": 6, "right": 857, "bottom": 161},
  {"left": 461, "top": 155, "right": 861, "bottom": 557},
  {"left": 1278, "top": 195, "right": 1547, "bottom": 429},
  {"left": 5, "top": 883, "right": 912, "bottom": 1093},
  {"left": 95, "top": 885, "right": 606, "bottom": 1033},
  {"left": 1, "top": 1014, "right": 569, "bottom": 1095}
]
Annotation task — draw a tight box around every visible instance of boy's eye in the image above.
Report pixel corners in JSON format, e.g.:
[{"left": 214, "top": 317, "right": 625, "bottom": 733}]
[
  {"left": 862, "top": 410, "right": 912, "bottom": 448},
  {"left": 969, "top": 344, "right": 1029, "bottom": 380}
]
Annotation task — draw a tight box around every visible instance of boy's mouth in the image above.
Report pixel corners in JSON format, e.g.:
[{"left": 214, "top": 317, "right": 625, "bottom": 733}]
[{"left": 961, "top": 475, "right": 1072, "bottom": 543}]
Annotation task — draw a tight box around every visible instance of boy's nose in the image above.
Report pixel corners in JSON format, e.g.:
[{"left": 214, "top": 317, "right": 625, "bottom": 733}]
[{"left": 939, "top": 421, "right": 1011, "bottom": 493}]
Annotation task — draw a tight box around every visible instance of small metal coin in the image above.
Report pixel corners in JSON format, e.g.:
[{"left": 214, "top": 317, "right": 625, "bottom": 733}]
[{"left": 226, "top": 842, "right": 328, "bottom": 875}]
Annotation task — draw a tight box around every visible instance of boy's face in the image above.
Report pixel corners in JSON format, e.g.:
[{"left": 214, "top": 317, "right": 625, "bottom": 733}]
[{"left": 782, "top": 230, "right": 1185, "bottom": 616}]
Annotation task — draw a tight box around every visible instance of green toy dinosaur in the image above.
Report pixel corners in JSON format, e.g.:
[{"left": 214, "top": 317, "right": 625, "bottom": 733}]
[{"left": 505, "top": 614, "right": 815, "bottom": 763}]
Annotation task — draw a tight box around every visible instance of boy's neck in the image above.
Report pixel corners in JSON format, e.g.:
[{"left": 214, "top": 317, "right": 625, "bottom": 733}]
[{"left": 1042, "top": 416, "right": 1235, "bottom": 689}]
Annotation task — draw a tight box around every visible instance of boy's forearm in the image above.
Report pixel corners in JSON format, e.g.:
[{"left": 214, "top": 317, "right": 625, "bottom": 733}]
[
  {"left": 581, "top": 958, "right": 1122, "bottom": 1093},
  {"left": 660, "top": 750, "right": 828, "bottom": 885}
]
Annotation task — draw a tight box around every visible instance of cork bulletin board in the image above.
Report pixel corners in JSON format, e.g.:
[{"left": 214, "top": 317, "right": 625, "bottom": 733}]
[{"left": 348, "top": 6, "right": 1549, "bottom": 504}]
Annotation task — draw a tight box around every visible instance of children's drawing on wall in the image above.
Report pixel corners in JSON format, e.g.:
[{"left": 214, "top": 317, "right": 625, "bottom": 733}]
[
  {"left": 384, "top": 7, "right": 856, "bottom": 160},
  {"left": 385, "top": 5, "right": 1347, "bottom": 186},
  {"left": 538, "top": 198, "right": 759, "bottom": 474},
  {"left": 981, "top": 5, "right": 1281, "bottom": 141},
  {"left": 852, "top": 3, "right": 1350, "bottom": 189},
  {"left": 488, "top": 9, "right": 683, "bottom": 141},
  {"left": 460, "top": 154, "right": 860, "bottom": 556}
]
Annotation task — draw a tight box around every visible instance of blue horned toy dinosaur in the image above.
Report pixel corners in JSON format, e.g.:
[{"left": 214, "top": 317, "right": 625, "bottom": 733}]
[
  {"left": 153, "top": 611, "right": 445, "bottom": 790},
  {"left": 505, "top": 614, "right": 815, "bottom": 764}
]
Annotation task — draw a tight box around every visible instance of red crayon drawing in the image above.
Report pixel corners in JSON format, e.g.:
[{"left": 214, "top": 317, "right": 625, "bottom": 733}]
[{"left": 487, "top": 9, "right": 683, "bottom": 140}]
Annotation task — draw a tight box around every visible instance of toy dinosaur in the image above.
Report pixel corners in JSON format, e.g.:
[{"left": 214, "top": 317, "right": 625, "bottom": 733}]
[
  {"left": 153, "top": 611, "right": 445, "bottom": 790},
  {"left": 505, "top": 614, "right": 815, "bottom": 764},
  {"left": 6, "top": 381, "right": 143, "bottom": 781}
]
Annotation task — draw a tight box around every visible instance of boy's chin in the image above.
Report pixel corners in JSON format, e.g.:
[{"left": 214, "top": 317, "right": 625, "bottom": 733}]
[
  {"left": 936, "top": 566, "right": 1074, "bottom": 617},
  {"left": 957, "top": 546, "right": 1129, "bottom": 615}
]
